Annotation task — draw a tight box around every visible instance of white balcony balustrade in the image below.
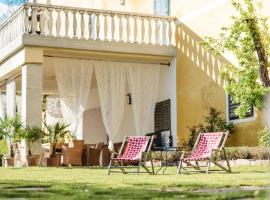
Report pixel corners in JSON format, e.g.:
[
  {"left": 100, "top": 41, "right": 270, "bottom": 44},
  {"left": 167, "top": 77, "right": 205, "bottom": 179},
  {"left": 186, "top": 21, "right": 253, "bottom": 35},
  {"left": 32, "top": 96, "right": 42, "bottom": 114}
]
[{"left": 0, "top": 3, "right": 176, "bottom": 49}]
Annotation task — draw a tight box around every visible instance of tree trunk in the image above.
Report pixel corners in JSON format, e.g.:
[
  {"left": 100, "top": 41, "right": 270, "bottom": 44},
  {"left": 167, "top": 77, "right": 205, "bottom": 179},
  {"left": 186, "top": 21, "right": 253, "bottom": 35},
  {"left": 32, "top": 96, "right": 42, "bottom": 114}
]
[{"left": 246, "top": 18, "right": 270, "bottom": 87}]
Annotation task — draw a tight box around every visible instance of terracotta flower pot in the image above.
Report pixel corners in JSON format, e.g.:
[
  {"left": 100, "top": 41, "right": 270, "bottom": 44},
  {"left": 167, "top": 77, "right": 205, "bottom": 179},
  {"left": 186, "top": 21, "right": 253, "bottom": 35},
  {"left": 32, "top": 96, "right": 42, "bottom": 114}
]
[
  {"left": 46, "top": 156, "right": 61, "bottom": 167},
  {"left": 27, "top": 155, "right": 40, "bottom": 166},
  {"left": 5, "top": 157, "right": 14, "bottom": 167}
]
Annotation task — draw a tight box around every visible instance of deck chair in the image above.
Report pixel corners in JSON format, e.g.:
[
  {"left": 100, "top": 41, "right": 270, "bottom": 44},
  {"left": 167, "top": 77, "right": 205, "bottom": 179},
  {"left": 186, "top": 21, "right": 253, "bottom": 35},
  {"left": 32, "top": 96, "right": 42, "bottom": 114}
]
[
  {"left": 108, "top": 136, "right": 154, "bottom": 175},
  {"left": 177, "top": 132, "right": 231, "bottom": 174}
]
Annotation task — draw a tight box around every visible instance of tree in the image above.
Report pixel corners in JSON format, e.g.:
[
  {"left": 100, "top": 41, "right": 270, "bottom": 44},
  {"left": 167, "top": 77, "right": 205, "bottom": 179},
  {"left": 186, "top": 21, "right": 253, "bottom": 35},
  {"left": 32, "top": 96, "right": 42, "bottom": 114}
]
[{"left": 201, "top": 0, "right": 270, "bottom": 118}]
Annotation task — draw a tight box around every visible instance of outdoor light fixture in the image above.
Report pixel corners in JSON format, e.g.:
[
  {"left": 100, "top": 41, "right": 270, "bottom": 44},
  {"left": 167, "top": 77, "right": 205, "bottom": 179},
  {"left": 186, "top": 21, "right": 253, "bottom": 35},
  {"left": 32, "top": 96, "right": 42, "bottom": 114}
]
[
  {"left": 126, "top": 93, "right": 132, "bottom": 105},
  {"left": 120, "top": 0, "right": 125, "bottom": 6}
]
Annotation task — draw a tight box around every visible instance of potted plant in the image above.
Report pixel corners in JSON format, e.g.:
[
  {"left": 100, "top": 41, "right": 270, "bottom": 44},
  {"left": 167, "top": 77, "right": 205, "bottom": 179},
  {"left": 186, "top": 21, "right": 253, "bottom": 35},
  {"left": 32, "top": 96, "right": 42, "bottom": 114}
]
[
  {"left": 19, "top": 126, "right": 44, "bottom": 166},
  {"left": 43, "top": 122, "right": 70, "bottom": 166},
  {"left": 0, "top": 115, "right": 24, "bottom": 166}
]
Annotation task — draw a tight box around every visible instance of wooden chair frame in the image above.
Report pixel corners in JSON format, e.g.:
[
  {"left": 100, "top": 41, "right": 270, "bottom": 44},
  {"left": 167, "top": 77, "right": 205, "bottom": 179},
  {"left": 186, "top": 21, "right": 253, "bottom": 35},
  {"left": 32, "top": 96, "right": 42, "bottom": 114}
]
[
  {"left": 108, "top": 136, "right": 155, "bottom": 175},
  {"left": 177, "top": 131, "right": 231, "bottom": 174}
]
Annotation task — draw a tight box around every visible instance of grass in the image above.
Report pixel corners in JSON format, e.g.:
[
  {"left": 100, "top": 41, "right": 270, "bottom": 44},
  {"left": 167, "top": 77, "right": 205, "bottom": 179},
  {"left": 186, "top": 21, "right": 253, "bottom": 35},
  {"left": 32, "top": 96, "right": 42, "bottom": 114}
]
[{"left": 0, "top": 165, "right": 269, "bottom": 199}]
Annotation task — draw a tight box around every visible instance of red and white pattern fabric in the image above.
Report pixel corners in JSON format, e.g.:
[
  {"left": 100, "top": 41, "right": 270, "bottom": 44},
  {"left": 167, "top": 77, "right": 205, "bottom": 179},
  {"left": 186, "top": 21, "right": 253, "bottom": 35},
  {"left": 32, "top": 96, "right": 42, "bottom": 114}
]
[
  {"left": 114, "top": 136, "right": 150, "bottom": 162},
  {"left": 182, "top": 132, "right": 223, "bottom": 161}
]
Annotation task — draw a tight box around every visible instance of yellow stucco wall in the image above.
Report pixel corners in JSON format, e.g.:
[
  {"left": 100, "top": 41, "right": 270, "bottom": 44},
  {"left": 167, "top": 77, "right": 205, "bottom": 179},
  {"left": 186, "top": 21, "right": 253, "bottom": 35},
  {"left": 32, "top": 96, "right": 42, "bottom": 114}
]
[{"left": 38, "top": 0, "right": 269, "bottom": 146}]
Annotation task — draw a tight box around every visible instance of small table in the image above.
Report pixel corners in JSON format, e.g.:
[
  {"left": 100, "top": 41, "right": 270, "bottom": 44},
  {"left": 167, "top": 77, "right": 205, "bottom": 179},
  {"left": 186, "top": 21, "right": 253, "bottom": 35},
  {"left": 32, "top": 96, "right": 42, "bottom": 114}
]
[{"left": 152, "top": 147, "right": 177, "bottom": 174}]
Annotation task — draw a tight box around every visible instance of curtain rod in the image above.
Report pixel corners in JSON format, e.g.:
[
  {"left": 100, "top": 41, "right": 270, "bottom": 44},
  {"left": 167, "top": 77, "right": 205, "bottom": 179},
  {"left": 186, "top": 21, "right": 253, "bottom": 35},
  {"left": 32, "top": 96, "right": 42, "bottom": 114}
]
[
  {"left": 0, "top": 74, "right": 22, "bottom": 88},
  {"left": 44, "top": 55, "right": 171, "bottom": 66}
]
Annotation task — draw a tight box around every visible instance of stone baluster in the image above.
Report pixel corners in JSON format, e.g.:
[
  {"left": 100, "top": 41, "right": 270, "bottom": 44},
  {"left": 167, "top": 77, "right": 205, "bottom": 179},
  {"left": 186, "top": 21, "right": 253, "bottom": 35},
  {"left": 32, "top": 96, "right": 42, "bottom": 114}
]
[
  {"left": 103, "top": 13, "right": 108, "bottom": 40},
  {"left": 126, "top": 15, "right": 130, "bottom": 43},
  {"left": 24, "top": 6, "right": 30, "bottom": 34},
  {"left": 162, "top": 19, "right": 167, "bottom": 45},
  {"left": 72, "top": 10, "right": 77, "bottom": 38},
  {"left": 96, "top": 13, "right": 100, "bottom": 40},
  {"left": 118, "top": 14, "right": 123, "bottom": 42},
  {"left": 111, "top": 13, "right": 115, "bottom": 41},
  {"left": 133, "top": 16, "right": 138, "bottom": 43},
  {"left": 80, "top": 11, "right": 85, "bottom": 39},
  {"left": 64, "top": 10, "right": 70, "bottom": 37},
  {"left": 31, "top": 6, "right": 38, "bottom": 35},
  {"left": 39, "top": 7, "right": 46, "bottom": 35},
  {"left": 47, "top": 7, "right": 53, "bottom": 36},
  {"left": 154, "top": 18, "right": 159, "bottom": 45},
  {"left": 88, "top": 12, "right": 93, "bottom": 39},
  {"left": 149, "top": 17, "right": 153, "bottom": 44},
  {"left": 141, "top": 16, "right": 145, "bottom": 43},
  {"left": 56, "top": 9, "right": 61, "bottom": 37},
  {"left": 168, "top": 19, "right": 173, "bottom": 46}
]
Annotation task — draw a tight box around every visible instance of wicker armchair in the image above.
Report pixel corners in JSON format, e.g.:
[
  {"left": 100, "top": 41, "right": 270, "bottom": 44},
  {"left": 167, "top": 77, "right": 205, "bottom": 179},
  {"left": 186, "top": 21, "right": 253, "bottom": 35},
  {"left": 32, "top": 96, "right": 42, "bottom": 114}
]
[
  {"left": 89, "top": 142, "right": 104, "bottom": 166},
  {"left": 61, "top": 140, "right": 84, "bottom": 166}
]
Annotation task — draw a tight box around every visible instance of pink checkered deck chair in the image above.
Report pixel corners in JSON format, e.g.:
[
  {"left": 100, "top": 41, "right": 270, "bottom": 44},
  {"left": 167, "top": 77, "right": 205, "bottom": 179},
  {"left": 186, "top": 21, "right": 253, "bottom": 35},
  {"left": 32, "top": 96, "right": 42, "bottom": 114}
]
[
  {"left": 177, "top": 132, "right": 231, "bottom": 174},
  {"left": 108, "top": 136, "right": 154, "bottom": 175}
]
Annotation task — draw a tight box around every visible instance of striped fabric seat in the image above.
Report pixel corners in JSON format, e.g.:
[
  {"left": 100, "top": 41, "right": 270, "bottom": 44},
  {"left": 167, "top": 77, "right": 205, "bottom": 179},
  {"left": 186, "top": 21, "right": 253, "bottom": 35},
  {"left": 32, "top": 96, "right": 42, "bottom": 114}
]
[
  {"left": 114, "top": 136, "right": 150, "bottom": 162},
  {"left": 182, "top": 132, "right": 223, "bottom": 161}
]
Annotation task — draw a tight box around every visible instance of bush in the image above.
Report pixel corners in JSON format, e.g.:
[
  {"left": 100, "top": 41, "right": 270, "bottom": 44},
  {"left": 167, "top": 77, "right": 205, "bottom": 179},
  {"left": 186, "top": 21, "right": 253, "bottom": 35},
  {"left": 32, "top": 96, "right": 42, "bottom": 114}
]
[
  {"left": 150, "top": 147, "right": 270, "bottom": 162},
  {"left": 258, "top": 127, "right": 270, "bottom": 148},
  {"left": 184, "top": 107, "right": 234, "bottom": 150}
]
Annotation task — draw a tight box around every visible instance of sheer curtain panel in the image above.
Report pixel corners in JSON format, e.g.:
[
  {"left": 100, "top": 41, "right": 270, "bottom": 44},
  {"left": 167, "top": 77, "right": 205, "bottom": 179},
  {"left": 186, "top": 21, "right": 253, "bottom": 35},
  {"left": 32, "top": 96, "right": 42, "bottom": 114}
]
[
  {"left": 95, "top": 61, "right": 127, "bottom": 150},
  {"left": 128, "top": 63, "right": 160, "bottom": 135},
  {"left": 54, "top": 58, "right": 93, "bottom": 139}
]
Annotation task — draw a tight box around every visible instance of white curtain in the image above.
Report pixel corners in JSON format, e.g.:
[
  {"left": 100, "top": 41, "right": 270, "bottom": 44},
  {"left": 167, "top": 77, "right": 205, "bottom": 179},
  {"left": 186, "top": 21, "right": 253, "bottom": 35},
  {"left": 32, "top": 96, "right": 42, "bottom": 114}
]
[
  {"left": 128, "top": 63, "right": 160, "bottom": 135},
  {"left": 0, "top": 92, "right": 5, "bottom": 119},
  {"left": 54, "top": 58, "right": 93, "bottom": 139},
  {"left": 95, "top": 61, "right": 127, "bottom": 150}
]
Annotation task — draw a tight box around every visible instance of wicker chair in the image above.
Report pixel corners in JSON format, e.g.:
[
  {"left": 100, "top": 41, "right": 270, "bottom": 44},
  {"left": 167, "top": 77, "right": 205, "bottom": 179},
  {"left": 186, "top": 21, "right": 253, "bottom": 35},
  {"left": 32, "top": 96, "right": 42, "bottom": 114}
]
[
  {"left": 62, "top": 140, "right": 84, "bottom": 166},
  {"left": 89, "top": 142, "right": 104, "bottom": 166}
]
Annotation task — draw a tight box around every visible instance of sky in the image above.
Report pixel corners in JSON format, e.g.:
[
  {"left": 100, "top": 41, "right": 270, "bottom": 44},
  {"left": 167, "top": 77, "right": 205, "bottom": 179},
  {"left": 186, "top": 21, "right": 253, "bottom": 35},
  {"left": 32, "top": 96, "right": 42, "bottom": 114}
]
[{"left": 0, "top": 0, "right": 26, "bottom": 21}]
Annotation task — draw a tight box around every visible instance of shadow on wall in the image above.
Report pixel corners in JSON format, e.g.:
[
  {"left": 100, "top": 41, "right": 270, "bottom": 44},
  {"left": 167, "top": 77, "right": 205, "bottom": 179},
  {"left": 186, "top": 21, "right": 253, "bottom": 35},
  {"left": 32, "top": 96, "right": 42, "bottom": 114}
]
[{"left": 175, "top": 23, "right": 262, "bottom": 146}]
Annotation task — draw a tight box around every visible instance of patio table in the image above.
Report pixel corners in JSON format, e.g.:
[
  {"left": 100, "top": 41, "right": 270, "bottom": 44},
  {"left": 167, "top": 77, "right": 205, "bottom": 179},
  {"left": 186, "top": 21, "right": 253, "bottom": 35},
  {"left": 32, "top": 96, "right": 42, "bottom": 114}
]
[{"left": 152, "top": 147, "right": 177, "bottom": 174}]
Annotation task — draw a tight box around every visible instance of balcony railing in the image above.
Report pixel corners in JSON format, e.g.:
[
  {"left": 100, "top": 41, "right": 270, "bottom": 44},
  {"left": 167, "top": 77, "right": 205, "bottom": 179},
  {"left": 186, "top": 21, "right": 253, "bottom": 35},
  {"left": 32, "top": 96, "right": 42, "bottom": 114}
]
[{"left": 0, "top": 3, "right": 176, "bottom": 49}]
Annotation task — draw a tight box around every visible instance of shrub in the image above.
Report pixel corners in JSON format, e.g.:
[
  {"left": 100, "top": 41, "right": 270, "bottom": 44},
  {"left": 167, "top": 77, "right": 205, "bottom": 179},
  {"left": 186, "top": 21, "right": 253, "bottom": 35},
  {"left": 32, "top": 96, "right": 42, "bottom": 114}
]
[
  {"left": 258, "top": 127, "right": 270, "bottom": 148},
  {"left": 150, "top": 147, "right": 270, "bottom": 162},
  {"left": 184, "top": 107, "right": 233, "bottom": 150}
]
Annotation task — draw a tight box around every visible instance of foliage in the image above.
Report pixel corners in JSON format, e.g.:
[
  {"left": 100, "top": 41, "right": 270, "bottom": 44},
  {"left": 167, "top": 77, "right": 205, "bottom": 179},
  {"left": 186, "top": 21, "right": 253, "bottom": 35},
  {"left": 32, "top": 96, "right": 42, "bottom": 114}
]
[
  {"left": 18, "top": 126, "right": 44, "bottom": 156},
  {"left": 201, "top": 0, "right": 270, "bottom": 118},
  {"left": 0, "top": 139, "right": 8, "bottom": 155},
  {"left": 43, "top": 122, "right": 70, "bottom": 157},
  {"left": 224, "top": 146, "right": 270, "bottom": 160},
  {"left": 257, "top": 127, "right": 270, "bottom": 148},
  {"left": 0, "top": 115, "right": 24, "bottom": 157},
  {"left": 184, "top": 107, "right": 233, "bottom": 150}
]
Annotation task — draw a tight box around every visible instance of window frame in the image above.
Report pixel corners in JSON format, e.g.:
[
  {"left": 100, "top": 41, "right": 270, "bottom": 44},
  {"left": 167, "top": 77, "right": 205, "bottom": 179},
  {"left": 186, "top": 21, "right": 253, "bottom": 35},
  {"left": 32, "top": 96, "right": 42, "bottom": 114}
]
[
  {"left": 154, "top": 0, "right": 171, "bottom": 16},
  {"left": 226, "top": 94, "right": 256, "bottom": 124}
]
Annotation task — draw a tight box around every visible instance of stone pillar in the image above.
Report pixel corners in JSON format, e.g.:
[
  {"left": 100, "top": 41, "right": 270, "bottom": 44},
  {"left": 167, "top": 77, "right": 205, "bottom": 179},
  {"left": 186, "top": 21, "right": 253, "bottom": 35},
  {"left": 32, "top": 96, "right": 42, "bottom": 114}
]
[
  {"left": 5, "top": 80, "right": 17, "bottom": 157},
  {"left": 21, "top": 63, "right": 43, "bottom": 157},
  {"left": 6, "top": 80, "right": 16, "bottom": 117}
]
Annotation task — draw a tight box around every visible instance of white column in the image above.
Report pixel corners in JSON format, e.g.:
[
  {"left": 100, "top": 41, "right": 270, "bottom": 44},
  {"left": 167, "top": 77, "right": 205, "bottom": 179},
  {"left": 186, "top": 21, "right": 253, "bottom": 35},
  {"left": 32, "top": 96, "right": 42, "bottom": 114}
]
[
  {"left": 21, "top": 63, "right": 43, "bottom": 157},
  {"left": 5, "top": 80, "right": 16, "bottom": 157},
  {"left": 6, "top": 80, "right": 16, "bottom": 117}
]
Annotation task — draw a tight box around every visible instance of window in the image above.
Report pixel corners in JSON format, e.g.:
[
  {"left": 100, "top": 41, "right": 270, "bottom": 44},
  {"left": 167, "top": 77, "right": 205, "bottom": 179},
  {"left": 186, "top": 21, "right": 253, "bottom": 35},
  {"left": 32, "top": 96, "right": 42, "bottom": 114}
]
[
  {"left": 227, "top": 95, "right": 254, "bottom": 121},
  {"left": 154, "top": 0, "right": 170, "bottom": 16}
]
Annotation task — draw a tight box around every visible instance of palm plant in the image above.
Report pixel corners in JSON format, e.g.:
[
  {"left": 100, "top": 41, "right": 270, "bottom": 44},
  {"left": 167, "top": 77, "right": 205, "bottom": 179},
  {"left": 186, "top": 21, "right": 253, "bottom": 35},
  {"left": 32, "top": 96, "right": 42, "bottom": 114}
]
[
  {"left": 19, "top": 126, "right": 44, "bottom": 156},
  {"left": 43, "top": 122, "right": 70, "bottom": 157},
  {"left": 0, "top": 115, "right": 24, "bottom": 157}
]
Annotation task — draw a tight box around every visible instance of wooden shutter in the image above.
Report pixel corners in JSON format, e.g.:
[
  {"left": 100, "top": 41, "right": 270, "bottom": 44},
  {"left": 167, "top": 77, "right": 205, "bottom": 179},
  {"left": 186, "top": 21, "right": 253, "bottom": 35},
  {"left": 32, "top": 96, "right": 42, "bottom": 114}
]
[{"left": 154, "top": 99, "right": 171, "bottom": 132}]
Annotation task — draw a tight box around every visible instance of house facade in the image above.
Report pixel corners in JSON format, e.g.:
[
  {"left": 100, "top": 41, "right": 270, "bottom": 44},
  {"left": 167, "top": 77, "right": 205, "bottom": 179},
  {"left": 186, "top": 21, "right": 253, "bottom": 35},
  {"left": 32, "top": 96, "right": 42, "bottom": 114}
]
[{"left": 0, "top": 0, "right": 268, "bottom": 148}]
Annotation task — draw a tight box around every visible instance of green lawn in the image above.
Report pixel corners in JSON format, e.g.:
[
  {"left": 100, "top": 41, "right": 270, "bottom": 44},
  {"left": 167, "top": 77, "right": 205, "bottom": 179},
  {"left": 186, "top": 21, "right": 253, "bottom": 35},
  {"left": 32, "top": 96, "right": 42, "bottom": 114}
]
[{"left": 0, "top": 165, "right": 269, "bottom": 199}]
